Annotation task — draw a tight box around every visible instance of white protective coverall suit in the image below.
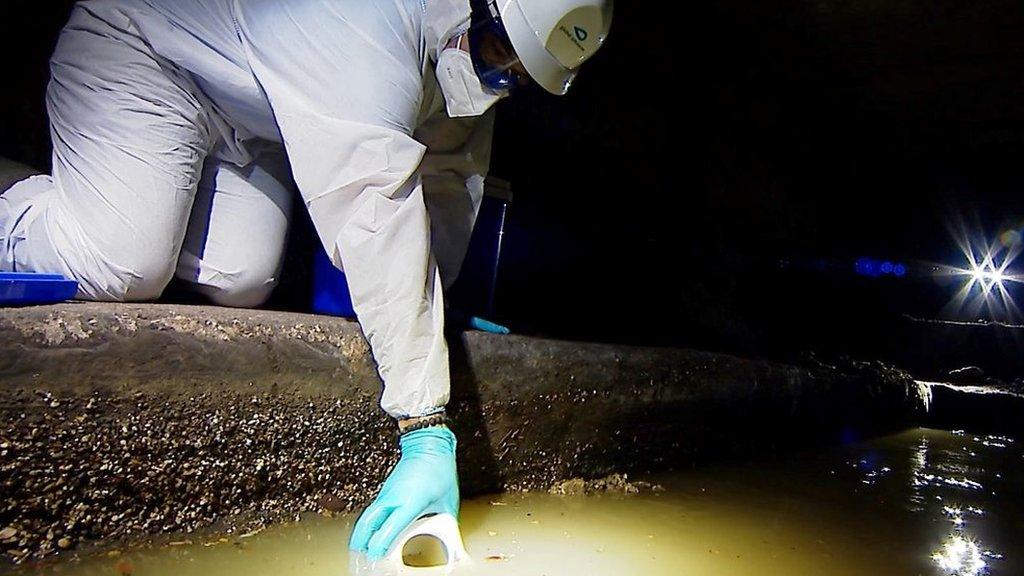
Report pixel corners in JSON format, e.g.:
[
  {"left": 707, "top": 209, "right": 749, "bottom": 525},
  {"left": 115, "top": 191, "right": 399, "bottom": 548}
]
[{"left": 0, "top": 0, "right": 493, "bottom": 419}]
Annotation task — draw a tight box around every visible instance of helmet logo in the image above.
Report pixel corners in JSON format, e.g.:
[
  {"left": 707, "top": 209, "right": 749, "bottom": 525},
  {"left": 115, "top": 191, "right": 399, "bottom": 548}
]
[
  {"left": 557, "top": 24, "right": 588, "bottom": 54},
  {"left": 552, "top": 10, "right": 601, "bottom": 61}
]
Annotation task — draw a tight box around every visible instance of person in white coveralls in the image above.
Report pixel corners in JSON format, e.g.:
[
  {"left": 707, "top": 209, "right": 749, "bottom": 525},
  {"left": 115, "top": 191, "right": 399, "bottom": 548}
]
[{"left": 0, "top": 0, "right": 612, "bottom": 558}]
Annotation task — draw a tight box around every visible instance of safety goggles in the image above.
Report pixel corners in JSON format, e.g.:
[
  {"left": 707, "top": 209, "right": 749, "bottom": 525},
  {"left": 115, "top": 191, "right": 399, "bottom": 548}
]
[{"left": 468, "top": 0, "right": 530, "bottom": 91}]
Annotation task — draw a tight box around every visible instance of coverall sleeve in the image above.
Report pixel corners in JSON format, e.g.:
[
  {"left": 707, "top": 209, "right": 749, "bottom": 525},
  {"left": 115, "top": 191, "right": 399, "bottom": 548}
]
[
  {"left": 235, "top": 0, "right": 450, "bottom": 418},
  {"left": 416, "top": 109, "right": 496, "bottom": 290}
]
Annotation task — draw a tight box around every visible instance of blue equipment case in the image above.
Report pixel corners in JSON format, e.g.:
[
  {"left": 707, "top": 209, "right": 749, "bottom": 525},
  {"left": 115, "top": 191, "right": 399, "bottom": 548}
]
[
  {"left": 0, "top": 272, "right": 79, "bottom": 306},
  {"left": 311, "top": 250, "right": 356, "bottom": 318}
]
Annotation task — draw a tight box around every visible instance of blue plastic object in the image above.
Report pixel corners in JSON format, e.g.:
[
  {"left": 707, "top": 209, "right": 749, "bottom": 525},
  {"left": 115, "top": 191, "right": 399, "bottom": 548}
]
[
  {"left": 0, "top": 272, "right": 78, "bottom": 306},
  {"left": 311, "top": 248, "right": 356, "bottom": 318},
  {"left": 468, "top": 316, "right": 510, "bottom": 334}
]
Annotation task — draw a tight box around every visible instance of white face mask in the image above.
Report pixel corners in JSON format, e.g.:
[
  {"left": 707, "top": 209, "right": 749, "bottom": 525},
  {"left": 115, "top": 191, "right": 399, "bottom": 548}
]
[{"left": 436, "top": 41, "right": 508, "bottom": 118}]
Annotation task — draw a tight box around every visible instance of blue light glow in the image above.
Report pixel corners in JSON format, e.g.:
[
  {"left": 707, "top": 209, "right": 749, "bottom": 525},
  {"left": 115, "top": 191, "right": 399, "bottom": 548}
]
[{"left": 855, "top": 257, "right": 908, "bottom": 278}]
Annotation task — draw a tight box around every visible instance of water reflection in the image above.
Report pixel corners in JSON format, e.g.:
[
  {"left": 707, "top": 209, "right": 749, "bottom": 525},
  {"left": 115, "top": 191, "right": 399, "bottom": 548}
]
[
  {"left": 932, "top": 535, "right": 987, "bottom": 576},
  {"left": 915, "top": 474, "right": 984, "bottom": 491},
  {"left": 908, "top": 436, "right": 929, "bottom": 511},
  {"left": 850, "top": 430, "right": 1018, "bottom": 575},
  {"left": 904, "top": 433, "right": 1014, "bottom": 575},
  {"left": 941, "top": 505, "right": 985, "bottom": 527}
]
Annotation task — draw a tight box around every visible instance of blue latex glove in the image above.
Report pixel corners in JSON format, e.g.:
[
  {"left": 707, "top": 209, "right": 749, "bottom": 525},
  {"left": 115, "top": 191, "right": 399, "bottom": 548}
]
[
  {"left": 446, "top": 308, "right": 510, "bottom": 335},
  {"left": 348, "top": 426, "right": 459, "bottom": 559},
  {"left": 468, "top": 316, "right": 511, "bottom": 335}
]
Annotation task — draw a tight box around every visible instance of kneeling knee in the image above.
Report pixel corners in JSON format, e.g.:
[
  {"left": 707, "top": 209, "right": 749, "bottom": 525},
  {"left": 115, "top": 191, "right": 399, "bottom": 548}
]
[
  {"left": 94, "top": 254, "right": 176, "bottom": 302},
  {"left": 203, "top": 272, "right": 277, "bottom": 308}
]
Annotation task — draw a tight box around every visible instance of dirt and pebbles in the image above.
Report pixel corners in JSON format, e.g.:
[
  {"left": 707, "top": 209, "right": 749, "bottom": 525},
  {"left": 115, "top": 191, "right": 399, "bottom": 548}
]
[
  {"left": 0, "top": 389, "right": 394, "bottom": 565},
  {"left": 0, "top": 388, "right": 663, "bottom": 566},
  {"left": 547, "top": 473, "right": 664, "bottom": 496}
]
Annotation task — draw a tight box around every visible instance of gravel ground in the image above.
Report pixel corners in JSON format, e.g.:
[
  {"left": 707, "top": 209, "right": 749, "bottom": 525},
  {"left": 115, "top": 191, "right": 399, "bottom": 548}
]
[{"left": 0, "top": 389, "right": 394, "bottom": 565}]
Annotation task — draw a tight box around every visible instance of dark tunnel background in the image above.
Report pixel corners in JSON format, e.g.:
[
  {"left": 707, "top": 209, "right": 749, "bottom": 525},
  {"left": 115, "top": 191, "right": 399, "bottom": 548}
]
[{"left": 3, "top": 1, "right": 1023, "bottom": 383}]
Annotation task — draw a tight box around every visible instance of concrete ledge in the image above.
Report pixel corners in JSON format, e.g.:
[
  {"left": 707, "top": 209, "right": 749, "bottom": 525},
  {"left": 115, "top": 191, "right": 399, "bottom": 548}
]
[
  {"left": 0, "top": 158, "right": 41, "bottom": 194},
  {"left": 0, "top": 302, "right": 928, "bottom": 563},
  {"left": 922, "top": 381, "right": 1024, "bottom": 436}
]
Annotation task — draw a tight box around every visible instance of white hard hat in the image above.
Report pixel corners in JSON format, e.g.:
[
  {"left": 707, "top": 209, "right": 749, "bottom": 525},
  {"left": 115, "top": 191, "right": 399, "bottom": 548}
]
[{"left": 494, "top": 0, "right": 613, "bottom": 95}]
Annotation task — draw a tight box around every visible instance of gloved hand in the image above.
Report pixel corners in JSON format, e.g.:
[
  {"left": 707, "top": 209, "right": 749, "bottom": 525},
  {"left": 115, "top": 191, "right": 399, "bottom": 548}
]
[{"left": 348, "top": 426, "right": 459, "bottom": 559}]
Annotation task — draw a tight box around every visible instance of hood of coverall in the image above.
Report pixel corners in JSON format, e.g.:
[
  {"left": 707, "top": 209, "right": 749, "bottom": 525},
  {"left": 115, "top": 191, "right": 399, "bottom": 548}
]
[{"left": 423, "top": 0, "right": 473, "bottom": 63}]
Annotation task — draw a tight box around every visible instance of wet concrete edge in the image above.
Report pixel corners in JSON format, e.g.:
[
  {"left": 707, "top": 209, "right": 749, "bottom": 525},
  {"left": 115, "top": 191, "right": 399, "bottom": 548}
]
[{"left": 922, "top": 382, "right": 1024, "bottom": 437}]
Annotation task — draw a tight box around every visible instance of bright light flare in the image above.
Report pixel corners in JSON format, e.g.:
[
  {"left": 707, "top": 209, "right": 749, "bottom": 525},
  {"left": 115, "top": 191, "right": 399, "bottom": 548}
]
[
  {"left": 938, "top": 224, "right": 1022, "bottom": 320},
  {"left": 965, "top": 262, "right": 1006, "bottom": 296}
]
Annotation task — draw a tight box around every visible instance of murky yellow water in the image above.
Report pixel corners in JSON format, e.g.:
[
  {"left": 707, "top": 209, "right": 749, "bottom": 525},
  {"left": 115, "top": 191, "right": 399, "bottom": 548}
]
[{"left": 22, "top": 428, "right": 1022, "bottom": 576}]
